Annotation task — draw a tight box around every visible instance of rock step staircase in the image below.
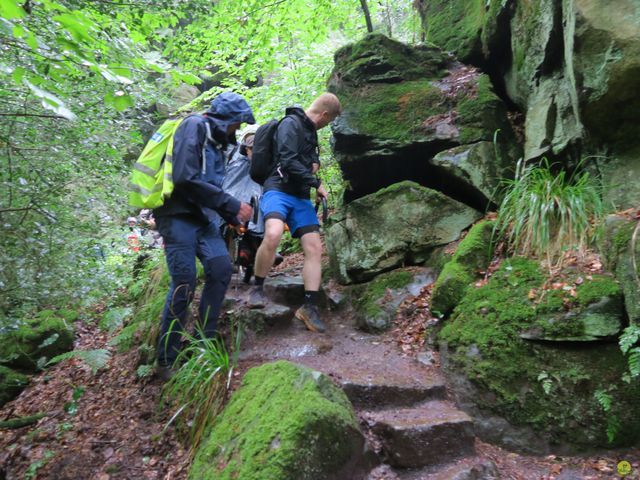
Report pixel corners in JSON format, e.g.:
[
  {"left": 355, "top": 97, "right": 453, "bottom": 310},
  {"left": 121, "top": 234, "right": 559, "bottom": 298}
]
[
  {"left": 334, "top": 363, "right": 497, "bottom": 479},
  {"left": 232, "top": 272, "right": 499, "bottom": 479}
]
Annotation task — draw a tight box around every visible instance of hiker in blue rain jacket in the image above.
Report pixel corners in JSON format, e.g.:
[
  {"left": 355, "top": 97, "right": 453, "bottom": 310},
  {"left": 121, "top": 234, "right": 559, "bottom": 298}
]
[{"left": 153, "top": 92, "right": 255, "bottom": 380}]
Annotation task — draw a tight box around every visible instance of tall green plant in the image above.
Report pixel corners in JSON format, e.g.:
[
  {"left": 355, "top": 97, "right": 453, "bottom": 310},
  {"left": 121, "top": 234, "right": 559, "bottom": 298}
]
[
  {"left": 161, "top": 323, "right": 242, "bottom": 451},
  {"left": 495, "top": 158, "right": 604, "bottom": 268}
]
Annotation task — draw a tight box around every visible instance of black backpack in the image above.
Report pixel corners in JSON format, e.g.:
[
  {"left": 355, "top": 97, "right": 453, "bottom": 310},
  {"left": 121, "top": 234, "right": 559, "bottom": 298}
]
[
  {"left": 250, "top": 114, "right": 303, "bottom": 185},
  {"left": 249, "top": 119, "right": 281, "bottom": 185}
]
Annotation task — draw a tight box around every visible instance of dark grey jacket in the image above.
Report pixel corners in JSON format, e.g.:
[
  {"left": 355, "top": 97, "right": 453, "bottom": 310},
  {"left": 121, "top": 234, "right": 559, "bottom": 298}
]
[
  {"left": 263, "top": 107, "right": 321, "bottom": 199},
  {"left": 153, "top": 114, "right": 241, "bottom": 225}
]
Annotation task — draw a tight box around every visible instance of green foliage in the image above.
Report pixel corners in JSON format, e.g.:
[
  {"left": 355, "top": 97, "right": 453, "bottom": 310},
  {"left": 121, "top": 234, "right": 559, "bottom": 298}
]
[
  {"left": 439, "top": 258, "right": 640, "bottom": 447},
  {"left": 0, "top": 0, "right": 423, "bottom": 320},
  {"left": 99, "top": 307, "right": 132, "bottom": 332},
  {"left": 594, "top": 389, "right": 622, "bottom": 443},
  {"left": 495, "top": 158, "right": 604, "bottom": 269},
  {"left": 619, "top": 324, "right": 640, "bottom": 380},
  {"left": 136, "top": 364, "right": 154, "bottom": 379},
  {"left": 47, "top": 349, "right": 111, "bottom": 375},
  {"left": 537, "top": 372, "right": 553, "bottom": 395},
  {"left": 63, "top": 385, "right": 85, "bottom": 416},
  {"left": 25, "top": 450, "right": 54, "bottom": 480},
  {"left": 161, "top": 323, "right": 241, "bottom": 450}
]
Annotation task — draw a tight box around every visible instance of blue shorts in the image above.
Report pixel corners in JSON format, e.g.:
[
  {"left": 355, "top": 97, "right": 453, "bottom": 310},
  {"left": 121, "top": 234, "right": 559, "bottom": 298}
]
[{"left": 260, "top": 190, "right": 319, "bottom": 238}]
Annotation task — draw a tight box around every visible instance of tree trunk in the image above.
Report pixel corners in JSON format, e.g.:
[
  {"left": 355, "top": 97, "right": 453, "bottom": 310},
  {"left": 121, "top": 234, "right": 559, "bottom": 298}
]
[{"left": 359, "top": 0, "right": 373, "bottom": 33}]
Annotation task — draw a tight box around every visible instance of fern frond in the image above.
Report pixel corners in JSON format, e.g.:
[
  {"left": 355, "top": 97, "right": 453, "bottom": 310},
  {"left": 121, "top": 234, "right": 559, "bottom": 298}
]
[
  {"left": 628, "top": 348, "right": 640, "bottom": 377},
  {"left": 620, "top": 325, "right": 640, "bottom": 354},
  {"left": 47, "top": 349, "right": 111, "bottom": 374}
]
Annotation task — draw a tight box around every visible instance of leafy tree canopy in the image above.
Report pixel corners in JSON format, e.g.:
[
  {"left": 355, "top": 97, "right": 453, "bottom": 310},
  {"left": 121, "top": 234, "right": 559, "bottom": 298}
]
[{"left": 0, "top": 0, "right": 418, "bottom": 322}]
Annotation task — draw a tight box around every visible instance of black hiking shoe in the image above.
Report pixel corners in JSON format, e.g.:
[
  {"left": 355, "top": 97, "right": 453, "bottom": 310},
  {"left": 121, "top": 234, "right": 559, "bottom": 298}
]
[
  {"left": 295, "top": 304, "right": 326, "bottom": 333},
  {"left": 247, "top": 287, "right": 268, "bottom": 309},
  {"left": 156, "top": 363, "right": 178, "bottom": 382}
]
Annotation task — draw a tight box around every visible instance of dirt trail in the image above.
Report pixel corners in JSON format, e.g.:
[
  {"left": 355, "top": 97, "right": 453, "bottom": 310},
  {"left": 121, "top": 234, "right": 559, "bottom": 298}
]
[{"left": 1, "top": 263, "right": 639, "bottom": 479}]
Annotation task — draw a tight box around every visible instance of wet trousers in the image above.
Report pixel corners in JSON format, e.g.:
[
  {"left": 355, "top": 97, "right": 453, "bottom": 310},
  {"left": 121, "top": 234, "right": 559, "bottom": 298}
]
[{"left": 155, "top": 216, "right": 232, "bottom": 366}]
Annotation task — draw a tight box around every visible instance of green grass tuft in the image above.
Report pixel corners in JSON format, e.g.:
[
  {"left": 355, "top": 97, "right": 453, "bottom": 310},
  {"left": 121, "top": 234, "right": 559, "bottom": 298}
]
[{"left": 495, "top": 158, "right": 604, "bottom": 269}]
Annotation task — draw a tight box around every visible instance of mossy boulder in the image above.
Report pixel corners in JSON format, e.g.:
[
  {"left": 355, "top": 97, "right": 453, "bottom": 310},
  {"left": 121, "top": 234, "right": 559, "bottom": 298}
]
[
  {"left": 328, "top": 34, "right": 517, "bottom": 205},
  {"left": 350, "top": 268, "right": 433, "bottom": 332},
  {"left": 329, "top": 32, "right": 448, "bottom": 88},
  {"left": 520, "top": 275, "right": 623, "bottom": 341},
  {"left": 439, "top": 258, "right": 639, "bottom": 450},
  {"left": 325, "top": 181, "right": 481, "bottom": 284},
  {"left": 0, "top": 365, "right": 29, "bottom": 407},
  {"left": 602, "top": 214, "right": 640, "bottom": 325},
  {"left": 0, "top": 310, "right": 75, "bottom": 371},
  {"left": 189, "top": 361, "right": 365, "bottom": 480},
  {"left": 431, "top": 220, "right": 494, "bottom": 316},
  {"left": 415, "top": 0, "right": 512, "bottom": 63}
]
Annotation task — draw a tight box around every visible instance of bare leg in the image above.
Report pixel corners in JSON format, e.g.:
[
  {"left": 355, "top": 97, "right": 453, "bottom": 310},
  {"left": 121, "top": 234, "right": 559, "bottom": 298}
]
[
  {"left": 300, "top": 231, "right": 322, "bottom": 291},
  {"left": 254, "top": 218, "right": 285, "bottom": 278}
]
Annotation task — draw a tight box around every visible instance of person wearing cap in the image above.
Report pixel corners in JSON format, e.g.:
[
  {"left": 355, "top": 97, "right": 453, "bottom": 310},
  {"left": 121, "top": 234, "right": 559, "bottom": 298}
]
[
  {"left": 126, "top": 216, "right": 143, "bottom": 252},
  {"left": 153, "top": 92, "right": 255, "bottom": 379}
]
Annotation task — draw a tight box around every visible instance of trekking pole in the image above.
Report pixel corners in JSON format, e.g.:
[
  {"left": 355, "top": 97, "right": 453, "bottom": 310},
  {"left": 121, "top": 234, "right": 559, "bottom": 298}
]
[{"left": 315, "top": 198, "right": 328, "bottom": 225}]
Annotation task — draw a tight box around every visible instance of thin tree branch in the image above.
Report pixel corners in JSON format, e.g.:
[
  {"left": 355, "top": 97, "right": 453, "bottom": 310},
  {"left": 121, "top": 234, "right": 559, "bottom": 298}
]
[{"left": 0, "top": 113, "right": 67, "bottom": 119}]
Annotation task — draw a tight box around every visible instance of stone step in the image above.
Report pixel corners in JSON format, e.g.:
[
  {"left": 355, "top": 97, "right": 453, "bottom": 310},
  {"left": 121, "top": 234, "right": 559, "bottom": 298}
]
[
  {"left": 338, "top": 365, "right": 447, "bottom": 409},
  {"left": 368, "top": 457, "right": 498, "bottom": 480},
  {"left": 362, "top": 401, "right": 475, "bottom": 468},
  {"left": 263, "top": 274, "right": 329, "bottom": 307}
]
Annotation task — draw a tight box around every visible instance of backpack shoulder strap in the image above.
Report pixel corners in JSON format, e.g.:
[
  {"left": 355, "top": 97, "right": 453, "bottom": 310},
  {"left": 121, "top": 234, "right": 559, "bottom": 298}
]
[{"left": 200, "top": 116, "right": 223, "bottom": 175}]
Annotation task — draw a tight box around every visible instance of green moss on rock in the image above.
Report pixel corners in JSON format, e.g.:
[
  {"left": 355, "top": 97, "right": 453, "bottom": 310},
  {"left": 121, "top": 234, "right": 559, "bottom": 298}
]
[
  {"left": 431, "top": 220, "right": 494, "bottom": 315},
  {"left": 439, "top": 258, "right": 639, "bottom": 448},
  {"left": 431, "top": 262, "right": 474, "bottom": 316},
  {"left": 352, "top": 270, "right": 414, "bottom": 331},
  {"left": 457, "top": 75, "right": 510, "bottom": 144},
  {"left": 339, "top": 79, "right": 448, "bottom": 141},
  {"left": 602, "top": 215, "right": 640, "bottom": 324},
  {"left": 189, "top": 361, "right": 364, "bottom": 480},
  {"left": 116, "top": 257, "right": 169, "bottom": 353},
  {"left": 0, "top": 313, "right": 75, "bottom": 371},
  {"left": 417, "top": 0, "right": 486, "bottom": 61},
  {"left": 331, "top": 33, "right": 448, "bottom": 87},
  {"left": 0, "top": 365, "right": 29, "bottom": 407}
]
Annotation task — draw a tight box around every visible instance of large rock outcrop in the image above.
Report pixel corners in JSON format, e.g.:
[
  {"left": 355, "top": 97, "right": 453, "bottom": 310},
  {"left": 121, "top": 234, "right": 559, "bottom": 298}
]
[
  {"left": 189, "top": 361, "right": 366, "bottom": 480},
  {"left": 325, "top": 181, "right": 481, "bottom": 284},
  {"left": 328, "top": 33, "right": 519, "bottom": 209},
  {"left": 417, "top": 0, "right": 640, "bottom": 209},
  {"left": 439, "top": 258, "right": 638, "bottom": 451}
]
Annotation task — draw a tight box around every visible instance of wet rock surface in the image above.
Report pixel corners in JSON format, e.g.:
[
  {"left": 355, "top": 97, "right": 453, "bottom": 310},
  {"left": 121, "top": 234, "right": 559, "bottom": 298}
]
[
  {"left": 228, "top": 271, "right": 483, "bottom": 478},
  {"left": 325, "top": 181, "right": 481, "bottom": 284},
  {"left": 363, "top": 401, "right": 475, "bottom": 468}
]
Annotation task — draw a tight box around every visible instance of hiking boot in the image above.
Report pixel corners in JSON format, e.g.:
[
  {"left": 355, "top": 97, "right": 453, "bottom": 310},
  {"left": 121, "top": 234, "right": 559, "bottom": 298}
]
[
  {"left": 295, "top": 304, "right": 326, "bottom": 333},
  {"left": 247, "top": 287, "right": 268, "bottom": 309},
  {"left": 156, "top": 363, "right": 178, "bottom": 382},
  {"left": 274, "top": 252, "right": 284, "bottom": 266}
]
